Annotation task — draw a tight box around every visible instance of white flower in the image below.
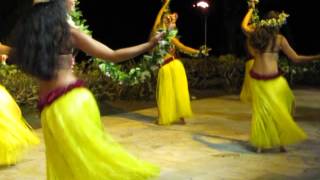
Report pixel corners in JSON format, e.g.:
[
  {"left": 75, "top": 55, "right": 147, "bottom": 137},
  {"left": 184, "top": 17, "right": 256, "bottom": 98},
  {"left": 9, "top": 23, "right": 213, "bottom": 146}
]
[
  {"left": 150, "top": 65, "right": 159, "bottom": 71},
  {"left": 159, "top": 40, "right": 168, "bottom": 46},
  {"left": 258, "top": 12, "right": 289, "bottom": 28},
  {"left": 140, "top": 71, "right": 151, "bottom": 81}
]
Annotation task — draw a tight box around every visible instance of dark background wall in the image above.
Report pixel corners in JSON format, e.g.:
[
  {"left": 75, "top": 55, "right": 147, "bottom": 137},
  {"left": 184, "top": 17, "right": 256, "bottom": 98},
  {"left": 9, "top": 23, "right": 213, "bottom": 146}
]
[{"left": 1, "top": 0, "right": 319, "bottom": 56}]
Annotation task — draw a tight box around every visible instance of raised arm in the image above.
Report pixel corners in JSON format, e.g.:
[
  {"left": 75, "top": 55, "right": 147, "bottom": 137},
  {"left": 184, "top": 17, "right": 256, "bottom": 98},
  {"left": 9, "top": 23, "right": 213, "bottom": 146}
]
[
  {"left": 241, "top": 8, "right": 255, "bottom": 35},
  {"left": 280, "top": 35, "right": 320, "bottom": 63},
  {"left": 70, "top": 27, "right": 162, "bottom": 63}
]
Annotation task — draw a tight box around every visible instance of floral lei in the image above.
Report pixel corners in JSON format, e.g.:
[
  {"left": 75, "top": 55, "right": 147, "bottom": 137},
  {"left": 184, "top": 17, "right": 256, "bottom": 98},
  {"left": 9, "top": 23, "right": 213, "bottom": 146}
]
[
  {"left": 96, "top": 29, "right": 178, "bottom": 85},
  {"left": 70, "top": 0, "right": 178, "bottom": 86},
  {"left": 248, "top": 0, "right": 289, "bottom": 28}
]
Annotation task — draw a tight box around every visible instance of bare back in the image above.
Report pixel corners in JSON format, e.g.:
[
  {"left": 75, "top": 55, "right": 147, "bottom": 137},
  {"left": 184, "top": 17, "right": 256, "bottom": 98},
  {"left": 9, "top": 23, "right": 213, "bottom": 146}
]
[
  {"left": 39, "top": 54, "right": 77, "bottom": 98},
  {"left": 251, "top": 35, "right": 283, "bottom": 75}
]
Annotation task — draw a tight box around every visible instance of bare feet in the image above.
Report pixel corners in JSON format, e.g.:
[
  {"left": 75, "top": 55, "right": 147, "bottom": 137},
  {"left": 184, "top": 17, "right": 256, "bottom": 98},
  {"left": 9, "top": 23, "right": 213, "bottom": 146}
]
[
  {"left": 176, "top": 118, "right": 186, "bottom": 125},
  {"left": 155, "top": 118, "right": 186, "bottom": 125},
  {"left": 280, "top": 146, "right": 287, "bottom": 153},
  {"left": 256, "top": 148, "right": 262, "bottom": 153}
]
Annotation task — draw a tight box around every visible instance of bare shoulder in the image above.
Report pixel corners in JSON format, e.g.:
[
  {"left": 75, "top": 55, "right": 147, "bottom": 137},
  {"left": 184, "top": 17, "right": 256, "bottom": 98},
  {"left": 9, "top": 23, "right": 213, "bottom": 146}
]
[
  {"left": 70, "top": 27, "right": 79, "bottom": 37},
  {"left": 69, "top": 27, "right": 83, "bottom": 44}
]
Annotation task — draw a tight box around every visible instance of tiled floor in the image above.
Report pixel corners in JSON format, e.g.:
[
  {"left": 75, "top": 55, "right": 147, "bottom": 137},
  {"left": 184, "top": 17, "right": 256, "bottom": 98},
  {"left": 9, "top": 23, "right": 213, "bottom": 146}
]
[{"left": 1, "top": 89, "right": 319, "bottom": 180}]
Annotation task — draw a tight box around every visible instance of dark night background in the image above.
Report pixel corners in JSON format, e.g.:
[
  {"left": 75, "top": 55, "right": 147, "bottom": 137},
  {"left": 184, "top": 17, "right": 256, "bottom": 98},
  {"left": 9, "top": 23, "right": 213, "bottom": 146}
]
[{"left": 0, "top": 0, "right": 319, "bottom": 57}]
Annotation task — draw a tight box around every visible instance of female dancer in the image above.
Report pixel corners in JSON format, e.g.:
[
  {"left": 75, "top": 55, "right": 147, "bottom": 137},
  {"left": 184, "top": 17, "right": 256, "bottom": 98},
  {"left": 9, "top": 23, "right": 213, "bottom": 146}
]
[
  {"left": 242, "top": 1, "right": 320, "bottom": 152},
  {"left": 10, "top": 0, "right": 163, "bottom": 179},
  {"left": 0, "top": 43, "right": 39, "bottom": 166},
  {"left": 151, "top": 0, "right": 208, "bottom": 125}
]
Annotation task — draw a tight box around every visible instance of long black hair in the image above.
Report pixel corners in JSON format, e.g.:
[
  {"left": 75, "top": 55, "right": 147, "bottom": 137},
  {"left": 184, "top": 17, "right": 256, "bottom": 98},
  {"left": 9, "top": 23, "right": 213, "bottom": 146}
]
[{"left": 9, "top": 0, "right": 71, "bottom": 80}]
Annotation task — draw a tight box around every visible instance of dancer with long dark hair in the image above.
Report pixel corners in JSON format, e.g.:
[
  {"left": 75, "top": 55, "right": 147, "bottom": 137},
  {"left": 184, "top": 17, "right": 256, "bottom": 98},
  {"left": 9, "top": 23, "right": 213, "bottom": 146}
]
[
  {"left": 10, "top": 0, "right": 163, "bottom": 179},
  {"left": 242, "top": 0, "right": 320, "bottom": 153}
]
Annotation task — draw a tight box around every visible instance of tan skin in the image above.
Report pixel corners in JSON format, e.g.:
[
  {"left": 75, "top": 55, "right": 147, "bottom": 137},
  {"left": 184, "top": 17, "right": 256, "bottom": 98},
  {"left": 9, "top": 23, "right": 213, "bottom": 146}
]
[
  {"left": 157, "top": 12, "right": 210, "bottom": 125},
  {"left": 242, "top": 3, "right": 320, "bottom": 76},
  {"left": 242, "top": 2, "right": 320, "bottom": 153},
  {"left": 39, "top": 0, "right": 163, "bottom": 98},
  {"left": 155, "top": 12, "right": 197, "bottom": 125},
  {"left": 0, "top": 43, "right": 10, "bottom": 55},
  {"left": 0, "top": 43, "right": 10, "bottom": 62}
]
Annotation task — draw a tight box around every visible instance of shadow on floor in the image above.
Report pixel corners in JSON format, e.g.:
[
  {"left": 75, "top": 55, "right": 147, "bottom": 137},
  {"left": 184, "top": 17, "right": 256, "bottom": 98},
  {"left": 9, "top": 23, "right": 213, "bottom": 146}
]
[
  {"left": 295, "top": 106, "right": 320, "bottom": 122},
  {"left": 193, "top": 133, "right": 253, "bottom": 154},
  {"left": 111, "top": 111, "right": 157, "bottom": 123},
  {"left": 98, "top": 100, "right": 155, "bottom": 116},
  {"left": 252, "top": 168, "right": 320, "bottom": 180}
]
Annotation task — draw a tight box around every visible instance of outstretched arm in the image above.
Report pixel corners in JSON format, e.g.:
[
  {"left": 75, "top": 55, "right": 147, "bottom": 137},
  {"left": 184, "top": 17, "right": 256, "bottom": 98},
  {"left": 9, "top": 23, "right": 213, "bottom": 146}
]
[
  {"left": 280, "top": 35, "right": 320, "bottom": 63},
  {"left": 241, "top": 8, "right": 255, "bottom": 35},
  {"left": 70, "top": 27, "right": 162, "bottom": 63},
  {"left": 172, "top": 37, "right": 200, "bottom": 56}
]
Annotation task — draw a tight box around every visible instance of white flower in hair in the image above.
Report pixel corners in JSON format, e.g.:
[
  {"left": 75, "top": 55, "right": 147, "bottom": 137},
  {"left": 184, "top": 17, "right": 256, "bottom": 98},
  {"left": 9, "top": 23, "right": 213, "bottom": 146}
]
[{"left": 258, "top": 12, "right": 289, "bottom": 28}]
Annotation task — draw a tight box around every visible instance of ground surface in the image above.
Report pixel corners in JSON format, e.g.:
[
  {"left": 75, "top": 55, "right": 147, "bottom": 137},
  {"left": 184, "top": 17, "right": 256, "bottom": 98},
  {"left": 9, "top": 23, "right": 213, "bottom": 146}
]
[{"left": 0, "top": 88, "right": 319, "bottom": 180}]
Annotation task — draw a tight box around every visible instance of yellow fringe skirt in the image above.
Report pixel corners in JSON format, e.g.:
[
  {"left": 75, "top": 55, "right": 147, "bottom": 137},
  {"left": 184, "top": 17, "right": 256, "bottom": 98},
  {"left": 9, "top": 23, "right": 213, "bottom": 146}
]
[
  {"left": 156, "top": 58, "right": 192, "bottom": 125},
  {"left": 41, "top": 87, "right": 159, "bottom": 180},
  {"left": 249, "top": 74, "right": 307, "bottom": 149},
  {"left": 0, "top": 84, "right": 39, "bottom": 165},
  {"left": 240, "top": 59, "right": 254, "bottom": 103}
]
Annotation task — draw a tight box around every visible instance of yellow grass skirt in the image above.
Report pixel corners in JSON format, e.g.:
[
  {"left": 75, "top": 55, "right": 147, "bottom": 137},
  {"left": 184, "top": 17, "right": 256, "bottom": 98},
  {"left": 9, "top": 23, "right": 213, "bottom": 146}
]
[
  {"left": 41, "top": 87, "right": 159, "bottom": 180},
  {"left": 156, "top": 58, "right": 192, "bottom": 125},
  {"left": 240, "top": 59, "right": 254, "bottom": 103},
  {"left": 249, "top": 75, "right": 307, "bottom": 149},
  {"left": 0, "top": 84, "right": 39, "bottom": 165}
]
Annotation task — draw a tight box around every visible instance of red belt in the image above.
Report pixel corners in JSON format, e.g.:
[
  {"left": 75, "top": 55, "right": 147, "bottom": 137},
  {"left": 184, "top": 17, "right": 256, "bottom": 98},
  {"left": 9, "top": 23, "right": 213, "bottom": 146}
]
[
  {"left": 250, "top": 68, "right": 283, "bottom": 80},
  {"left": 162, "top": 56, "right": 175, "bottom": 66},
  {"left": 38, "top": 80, "right": 85, "bottom": 112}
]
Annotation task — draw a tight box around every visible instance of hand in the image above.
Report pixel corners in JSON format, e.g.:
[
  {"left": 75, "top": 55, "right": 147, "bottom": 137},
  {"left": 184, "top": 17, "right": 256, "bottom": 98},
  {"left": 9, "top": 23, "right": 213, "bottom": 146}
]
[
  {"left": 150, "top": 31, "right": 165, "bottom": 47},
  {"left": 1, "top": 54, "right": 8, "bottom": 64},
  {"left": 248, "top": 0, "right": 258, "bottom": 9},
  {"left": 199, "top": 45, "right": 211, "bottom": 57}
]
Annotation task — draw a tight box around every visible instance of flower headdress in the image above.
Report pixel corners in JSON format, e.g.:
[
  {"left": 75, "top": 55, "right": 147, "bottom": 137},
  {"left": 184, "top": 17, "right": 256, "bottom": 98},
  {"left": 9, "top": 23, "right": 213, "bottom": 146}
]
[
  {"left": 258, "top": 12, "right": 289, "bottom": 27},
  {"left": 247, "top": 0, "right": 289, "bottom": 28}
]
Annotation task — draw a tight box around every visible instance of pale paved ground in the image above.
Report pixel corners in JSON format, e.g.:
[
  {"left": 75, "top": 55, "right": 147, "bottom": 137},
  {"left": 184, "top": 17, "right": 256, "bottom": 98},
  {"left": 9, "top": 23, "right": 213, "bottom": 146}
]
[{"left": 0, "top": 89, "right": 320, "bottom": 180}]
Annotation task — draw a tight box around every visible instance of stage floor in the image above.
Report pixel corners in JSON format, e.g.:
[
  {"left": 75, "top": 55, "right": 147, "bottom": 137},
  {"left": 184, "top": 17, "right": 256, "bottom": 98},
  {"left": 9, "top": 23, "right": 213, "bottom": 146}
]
[{"left": 1, "top": 89, "right": 320, "bottom": 180}]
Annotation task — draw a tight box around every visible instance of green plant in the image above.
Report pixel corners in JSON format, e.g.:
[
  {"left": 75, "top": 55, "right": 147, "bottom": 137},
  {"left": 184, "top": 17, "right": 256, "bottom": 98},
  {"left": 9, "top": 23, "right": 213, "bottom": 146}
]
[
  {"left": 0, "top": 64, "right": 38, "bottom": 106},
  {"left": 70, "top": 1, "right": 177, "bottom": 86}
]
